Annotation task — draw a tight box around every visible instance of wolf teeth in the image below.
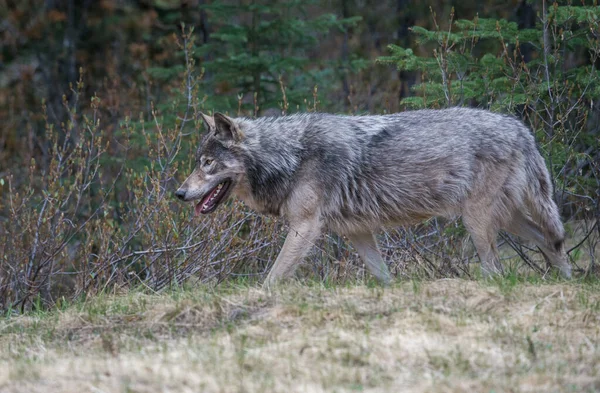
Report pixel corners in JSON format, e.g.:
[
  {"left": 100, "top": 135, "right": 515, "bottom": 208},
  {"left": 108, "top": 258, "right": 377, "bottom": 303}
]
[
  {"left": 212, "top": 183, "right": 223, "bottom": 199},
  {"left": 203, "top": 183, "right": 224, "bottom": 210}
]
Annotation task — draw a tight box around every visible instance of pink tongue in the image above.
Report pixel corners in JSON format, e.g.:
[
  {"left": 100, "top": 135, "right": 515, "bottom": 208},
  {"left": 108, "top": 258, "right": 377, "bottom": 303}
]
[
  {"left": 193, "top": 185, "right": 220, "bottom": 216},
  {"left": 194, "top": 202, "right": 203, "bottom": 216}
]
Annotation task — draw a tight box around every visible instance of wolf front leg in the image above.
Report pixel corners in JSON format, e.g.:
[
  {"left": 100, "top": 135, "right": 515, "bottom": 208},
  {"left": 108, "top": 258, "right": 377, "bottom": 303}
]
[
  {"left": 347, "top": 232, "right": 392, "bottom": 285},
  {"left": 264, "top": 216, "right": 322, "bottom": 287}
]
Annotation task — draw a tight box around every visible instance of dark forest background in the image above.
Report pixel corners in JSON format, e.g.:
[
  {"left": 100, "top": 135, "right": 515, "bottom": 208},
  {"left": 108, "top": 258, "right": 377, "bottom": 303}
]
[{"left": 1, "top": 0, "right": 599, "bottom": 311}]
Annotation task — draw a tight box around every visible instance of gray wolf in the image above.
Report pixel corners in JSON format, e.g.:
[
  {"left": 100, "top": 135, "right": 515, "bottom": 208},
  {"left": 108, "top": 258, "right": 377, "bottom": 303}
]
[{"left": 175, "top": 108, "right": 571, "bottom": 285}]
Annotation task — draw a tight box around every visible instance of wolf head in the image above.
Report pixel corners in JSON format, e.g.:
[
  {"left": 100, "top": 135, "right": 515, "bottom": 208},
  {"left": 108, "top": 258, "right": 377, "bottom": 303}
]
[{"left": 175, "top": 112, "right": 246, "bottom": 216}]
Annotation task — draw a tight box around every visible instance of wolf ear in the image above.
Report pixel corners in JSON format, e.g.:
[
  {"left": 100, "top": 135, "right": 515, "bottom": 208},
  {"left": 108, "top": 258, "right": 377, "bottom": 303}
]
[
  {"left": 213, "top": 112, "right": 244, "bottom": 142},
  {"left": 199, "top": 112, "right": 215, "bottom": 131}
]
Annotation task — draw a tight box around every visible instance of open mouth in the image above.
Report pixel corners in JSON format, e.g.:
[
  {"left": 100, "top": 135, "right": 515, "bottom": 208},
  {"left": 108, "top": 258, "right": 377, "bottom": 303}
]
[{"left": 194, "top": 180, "right": 232, "bottom": 215}]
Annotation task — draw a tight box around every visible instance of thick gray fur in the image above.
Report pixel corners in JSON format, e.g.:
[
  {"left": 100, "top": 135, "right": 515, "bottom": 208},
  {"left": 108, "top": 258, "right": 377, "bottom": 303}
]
[{"left": 176, "top": 108, "right": 572, "bottom": 285}]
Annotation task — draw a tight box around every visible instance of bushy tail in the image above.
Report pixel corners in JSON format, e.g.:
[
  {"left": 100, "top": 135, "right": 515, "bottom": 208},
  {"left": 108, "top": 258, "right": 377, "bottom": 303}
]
[{"left": 526, "top": 153, "right": 565, "bottom": 252}]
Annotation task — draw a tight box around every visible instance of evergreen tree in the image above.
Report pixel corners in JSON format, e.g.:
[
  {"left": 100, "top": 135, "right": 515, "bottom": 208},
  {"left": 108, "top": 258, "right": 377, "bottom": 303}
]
[{"left": 195, "top": 0, "right": 361, "bottom": 114}]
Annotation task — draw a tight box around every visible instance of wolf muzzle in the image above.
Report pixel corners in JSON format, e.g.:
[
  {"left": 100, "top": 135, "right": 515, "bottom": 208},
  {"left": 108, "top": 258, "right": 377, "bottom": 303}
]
[{"left": 175, "top": 188, "right": 187, "bottom": 200}]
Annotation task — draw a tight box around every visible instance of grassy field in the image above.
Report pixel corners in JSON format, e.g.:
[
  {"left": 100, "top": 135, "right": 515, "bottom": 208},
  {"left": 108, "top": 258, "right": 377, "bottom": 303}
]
[{"left": 1, "top": 278, "right": 599, "bottom": 393}]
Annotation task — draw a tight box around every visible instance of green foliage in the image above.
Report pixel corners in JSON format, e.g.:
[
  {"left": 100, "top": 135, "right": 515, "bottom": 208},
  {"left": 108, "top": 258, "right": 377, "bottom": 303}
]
[
  {"left": 196, "top": 0, "right": 362, "bottom": 113},
  {"left": 380, "top": 9, "right": 600, "bottom": 110}
]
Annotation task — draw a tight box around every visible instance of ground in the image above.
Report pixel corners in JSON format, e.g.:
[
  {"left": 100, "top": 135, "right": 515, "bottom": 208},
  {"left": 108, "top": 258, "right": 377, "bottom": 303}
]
[{"left": 1, "top": 278, "right": 599, "bottom": 393}]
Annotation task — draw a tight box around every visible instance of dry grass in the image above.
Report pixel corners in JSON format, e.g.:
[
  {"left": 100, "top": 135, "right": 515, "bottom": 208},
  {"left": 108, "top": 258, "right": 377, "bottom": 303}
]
[{"left": 0, "top": 279, "right": 599, "bottom": 393}]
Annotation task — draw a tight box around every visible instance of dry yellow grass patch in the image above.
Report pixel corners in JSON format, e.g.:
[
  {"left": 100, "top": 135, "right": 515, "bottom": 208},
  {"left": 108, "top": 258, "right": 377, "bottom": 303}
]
[{"left": 0, "top": 279, "right": 599, "bottom": 393}]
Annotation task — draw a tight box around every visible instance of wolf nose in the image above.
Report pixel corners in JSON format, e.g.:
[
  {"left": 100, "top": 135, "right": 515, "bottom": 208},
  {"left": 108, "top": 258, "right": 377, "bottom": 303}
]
[{"left": 175, "top": 189, "right": 186, "bottom": 200}]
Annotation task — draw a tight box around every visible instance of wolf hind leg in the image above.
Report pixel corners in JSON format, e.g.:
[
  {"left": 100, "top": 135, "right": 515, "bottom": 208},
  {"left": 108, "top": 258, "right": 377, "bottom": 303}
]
[
  {"left": 264, "top": 215, "right": 322, "bottom": 288},
  {"left": 505, "top": 210, "right": 571, "bottom": 278},
  {"left": 347, "top": 232, "right": 392, "bottom": 285},
  {"left": 462, "top": 206, "right": 505, "bottom": 277}
]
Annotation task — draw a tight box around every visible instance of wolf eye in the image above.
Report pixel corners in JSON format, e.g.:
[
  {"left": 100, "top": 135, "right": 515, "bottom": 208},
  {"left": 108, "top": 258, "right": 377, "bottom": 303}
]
[{"left": 204, "top": 158, "right": 214, "bottom": 167}]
